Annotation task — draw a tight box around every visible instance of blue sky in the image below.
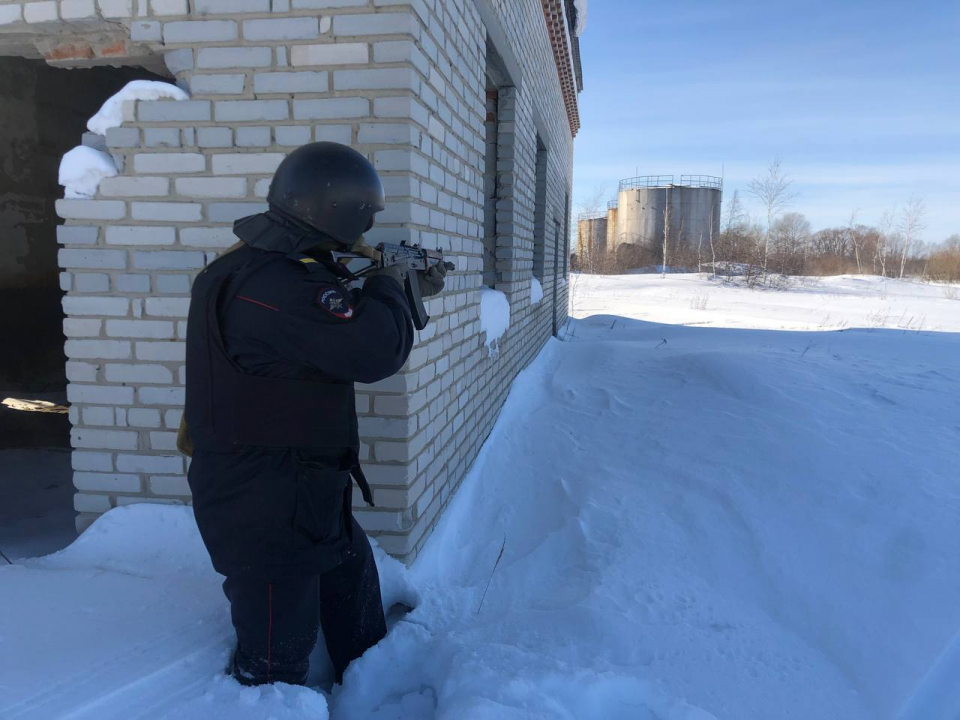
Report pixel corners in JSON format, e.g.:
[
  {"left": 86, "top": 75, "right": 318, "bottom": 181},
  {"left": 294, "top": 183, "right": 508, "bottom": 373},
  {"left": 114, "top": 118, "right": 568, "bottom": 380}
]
[{"left": 572, "top": 0, "right": 960, "bottom": 242}]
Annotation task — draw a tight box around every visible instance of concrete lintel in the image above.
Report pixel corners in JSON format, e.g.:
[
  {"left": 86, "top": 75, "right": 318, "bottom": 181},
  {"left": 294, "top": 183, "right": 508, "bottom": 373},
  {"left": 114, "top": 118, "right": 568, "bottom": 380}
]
[
  {"left": 0, "top": 19, "right": 165, "bottom": 72},
  {"left": 474, "top": 0, "right": 523, "bottom": 89}
]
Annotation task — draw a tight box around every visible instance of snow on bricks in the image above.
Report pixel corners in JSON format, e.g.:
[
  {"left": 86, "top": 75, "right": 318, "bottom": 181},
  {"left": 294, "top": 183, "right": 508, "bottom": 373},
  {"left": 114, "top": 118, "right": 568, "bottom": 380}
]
[
  {"left": 87, "top": 81, "right": 190, "bottom": 135},
  {"left": 59, "top": 146, "right": 118, "bottom": 199},
  {"left": 530, "top": 277, "right": 544, "bottom": 304},
  {"left": 479, "top": 287, "right": 511, "bottom": 354}
]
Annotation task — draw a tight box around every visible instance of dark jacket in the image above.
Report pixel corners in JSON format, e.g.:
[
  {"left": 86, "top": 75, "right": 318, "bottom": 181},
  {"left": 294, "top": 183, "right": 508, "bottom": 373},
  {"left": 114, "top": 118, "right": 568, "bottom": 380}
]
[{"left": 185, "top": 227, "right": 413, "bottom": 580}]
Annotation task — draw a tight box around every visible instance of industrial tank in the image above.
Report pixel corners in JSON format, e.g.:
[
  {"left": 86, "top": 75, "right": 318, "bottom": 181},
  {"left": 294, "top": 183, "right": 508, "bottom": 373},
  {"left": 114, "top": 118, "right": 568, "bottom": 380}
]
[
  {"left": 605, "top": 201, "right": 618, "bottom": 253},
  {"left": 613, "top": 175, "right": 722, "bottom": 254},
  {"left": 576, "top": 212, "right": 607, "bottom": 257}
]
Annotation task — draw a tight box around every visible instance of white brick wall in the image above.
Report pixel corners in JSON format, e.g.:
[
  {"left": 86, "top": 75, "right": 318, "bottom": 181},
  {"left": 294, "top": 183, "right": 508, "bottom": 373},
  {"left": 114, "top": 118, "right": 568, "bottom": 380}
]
[{"left": 7, "top": 0, "right": 575, "bottom": 551}]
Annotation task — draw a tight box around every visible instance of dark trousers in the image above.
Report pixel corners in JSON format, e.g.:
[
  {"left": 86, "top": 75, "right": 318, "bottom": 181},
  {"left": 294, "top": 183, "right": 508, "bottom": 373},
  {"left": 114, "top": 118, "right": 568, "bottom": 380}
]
[{"left": 223, "top": 517, "right": 387, "bottom": 686}]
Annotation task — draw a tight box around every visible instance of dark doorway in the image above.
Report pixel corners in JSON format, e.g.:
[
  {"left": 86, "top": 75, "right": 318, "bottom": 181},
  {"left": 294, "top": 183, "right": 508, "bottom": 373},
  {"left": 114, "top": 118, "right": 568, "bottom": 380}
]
[{"left": 0, "top": 56, "right": 163, "bottom": 561}]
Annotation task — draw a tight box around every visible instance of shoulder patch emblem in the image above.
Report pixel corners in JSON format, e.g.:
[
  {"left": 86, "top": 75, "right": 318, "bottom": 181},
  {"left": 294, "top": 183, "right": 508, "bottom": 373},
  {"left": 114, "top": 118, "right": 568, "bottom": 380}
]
[{"left": 317, "top": 284, "right": 354, "bottom": 319}]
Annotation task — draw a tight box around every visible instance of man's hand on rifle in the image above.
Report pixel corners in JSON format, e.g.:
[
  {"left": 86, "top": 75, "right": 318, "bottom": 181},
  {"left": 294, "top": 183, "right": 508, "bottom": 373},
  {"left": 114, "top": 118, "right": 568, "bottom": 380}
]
[
  {"left": 367, "top": 261, "right": 409, "bottom": 286},
  {"left": 368, "top": 260, "right": 453, "bottom": 297},
  {"left": 417, "top": 261, "right": 454, "bottom": 297}
]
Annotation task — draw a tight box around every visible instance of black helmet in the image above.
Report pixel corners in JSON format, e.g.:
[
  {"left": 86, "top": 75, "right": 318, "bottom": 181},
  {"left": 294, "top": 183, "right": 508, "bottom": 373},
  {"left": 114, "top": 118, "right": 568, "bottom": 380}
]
[{"left": 267, "top": 142, "right": 385, "bottom": 247}]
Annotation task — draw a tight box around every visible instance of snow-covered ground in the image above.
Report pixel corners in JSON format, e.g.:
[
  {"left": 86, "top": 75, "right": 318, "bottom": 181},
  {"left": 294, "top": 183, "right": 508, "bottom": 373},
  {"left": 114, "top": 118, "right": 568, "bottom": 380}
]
[
  {"left": 2, "top": 273, "right": 958, "bottom": 719},
  {"left": 570, "top": 272, "right": 960, "bottom": 333}
]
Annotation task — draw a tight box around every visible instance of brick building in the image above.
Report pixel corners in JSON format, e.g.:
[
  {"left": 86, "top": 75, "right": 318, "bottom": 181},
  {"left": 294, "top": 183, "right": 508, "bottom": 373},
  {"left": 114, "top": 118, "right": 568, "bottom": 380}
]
[{"left": 0, "top": 0, "right": 584, "bottom": 562}]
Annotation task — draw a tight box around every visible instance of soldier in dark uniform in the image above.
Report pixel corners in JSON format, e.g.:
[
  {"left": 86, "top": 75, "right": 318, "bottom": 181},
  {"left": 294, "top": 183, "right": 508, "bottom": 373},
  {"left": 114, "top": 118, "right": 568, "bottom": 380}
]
[{"left": 179, "top": 142, "right": 448, "bottom": 687}]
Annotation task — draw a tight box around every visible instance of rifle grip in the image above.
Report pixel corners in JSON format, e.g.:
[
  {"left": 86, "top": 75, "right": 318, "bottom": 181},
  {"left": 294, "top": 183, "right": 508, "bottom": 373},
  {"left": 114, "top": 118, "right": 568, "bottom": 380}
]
[{"left": 405, "top": 271, "right": 430, "bottom": 331}]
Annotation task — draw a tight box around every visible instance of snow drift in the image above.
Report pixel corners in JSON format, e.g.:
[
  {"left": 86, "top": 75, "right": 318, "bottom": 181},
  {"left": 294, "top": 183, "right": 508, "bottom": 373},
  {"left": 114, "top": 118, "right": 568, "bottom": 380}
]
[
  {"left": 0, "top": 505, "right": 416, "bottom": 720},
  {"left": 2, "top": 274, "right": 959, "bottom": 719}
]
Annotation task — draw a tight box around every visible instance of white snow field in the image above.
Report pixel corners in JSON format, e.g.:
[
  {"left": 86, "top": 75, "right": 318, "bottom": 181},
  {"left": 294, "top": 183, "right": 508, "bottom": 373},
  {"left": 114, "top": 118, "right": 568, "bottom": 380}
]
[
  {"left": 570, "top": 272, "right": 960, "bottom": 333},
  {"left": 2, "top": 273, "right": 959, "bottom": 719}
]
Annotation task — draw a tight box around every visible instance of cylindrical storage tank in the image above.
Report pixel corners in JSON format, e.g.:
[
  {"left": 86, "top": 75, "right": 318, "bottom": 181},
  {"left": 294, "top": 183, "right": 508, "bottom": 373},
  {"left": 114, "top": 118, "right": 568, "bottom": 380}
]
[
  {"left": 669, "top": 185, "right": 723, "bottom": 248},
  {"left": 615, "top": 186, "right": 666, "bottom": 250},
  {"left": 606, "top": 203, "right": 618, "bottom": 252},
  {"left": 614, "top": 176, "right": 722, "bottom": 256},
  {"left": 577, "top": 215, "right": 607, "bottom": 257}
]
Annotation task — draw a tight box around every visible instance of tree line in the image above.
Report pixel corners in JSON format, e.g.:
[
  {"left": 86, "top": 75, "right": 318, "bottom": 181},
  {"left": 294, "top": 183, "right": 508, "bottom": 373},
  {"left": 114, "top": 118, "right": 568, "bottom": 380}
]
[{"left": 575, "top": 159, "right": 960, "bottom": 283}]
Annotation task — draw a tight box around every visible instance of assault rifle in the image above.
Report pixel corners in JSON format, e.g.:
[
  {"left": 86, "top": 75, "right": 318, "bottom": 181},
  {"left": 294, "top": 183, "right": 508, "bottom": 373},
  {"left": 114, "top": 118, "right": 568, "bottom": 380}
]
[{"left": 333, "top": 241, "right": 454, "bottom": 330}]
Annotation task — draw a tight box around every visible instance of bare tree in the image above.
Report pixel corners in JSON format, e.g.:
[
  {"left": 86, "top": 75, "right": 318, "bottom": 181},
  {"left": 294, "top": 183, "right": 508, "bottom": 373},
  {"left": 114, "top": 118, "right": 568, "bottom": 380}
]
[
  {"left": 770, "top": 212, "right": 811, "bottom": 275},
  {"left": 574, "top": 185, "right": 607, "bottom": 272},
  {"left": 848, "top": 211, "right": 864, "bottom": 274},
  {"left": 575, "top": 185, "right": 606, "bottom": 218},
  {"left": 898, "top": 197, "right": 926, "bottom": 279},
  {"left": 928, "top": 234, "right": 960, "bottom": 283},
  {"left": 748, "top": 157, "right": 797, "bottom": 279},
  {"left": 724, "top": 189, "right": 746, "bottom": 232},
  {"left": 853, "top": 224, "right": 882, "bottom": 275},
  {"left": 876, "top": 210, "right": 895, "bottom": 277}
]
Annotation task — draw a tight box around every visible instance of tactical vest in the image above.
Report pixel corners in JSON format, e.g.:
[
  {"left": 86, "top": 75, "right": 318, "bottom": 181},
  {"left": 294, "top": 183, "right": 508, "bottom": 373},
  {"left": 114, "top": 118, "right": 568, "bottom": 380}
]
[{"left": 185, "top": 244, "right": 361, "bottom": 459}]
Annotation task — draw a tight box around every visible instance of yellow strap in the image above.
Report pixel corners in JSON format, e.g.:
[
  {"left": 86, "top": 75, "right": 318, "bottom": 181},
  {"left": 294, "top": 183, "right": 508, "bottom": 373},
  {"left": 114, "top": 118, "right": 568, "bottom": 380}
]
[
  {"left": 299, "top": 257, "right": 318, "bottom": 264},
  {"left": 176, "top": 415, "right": 194, "bottom": 458}
]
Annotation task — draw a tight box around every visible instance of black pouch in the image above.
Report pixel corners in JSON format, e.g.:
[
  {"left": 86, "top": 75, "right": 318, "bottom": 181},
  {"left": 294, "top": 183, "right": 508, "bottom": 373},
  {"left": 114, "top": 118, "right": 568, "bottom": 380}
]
[{"left": 293, "top": 459, "right": 352, "bottom": 548}]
